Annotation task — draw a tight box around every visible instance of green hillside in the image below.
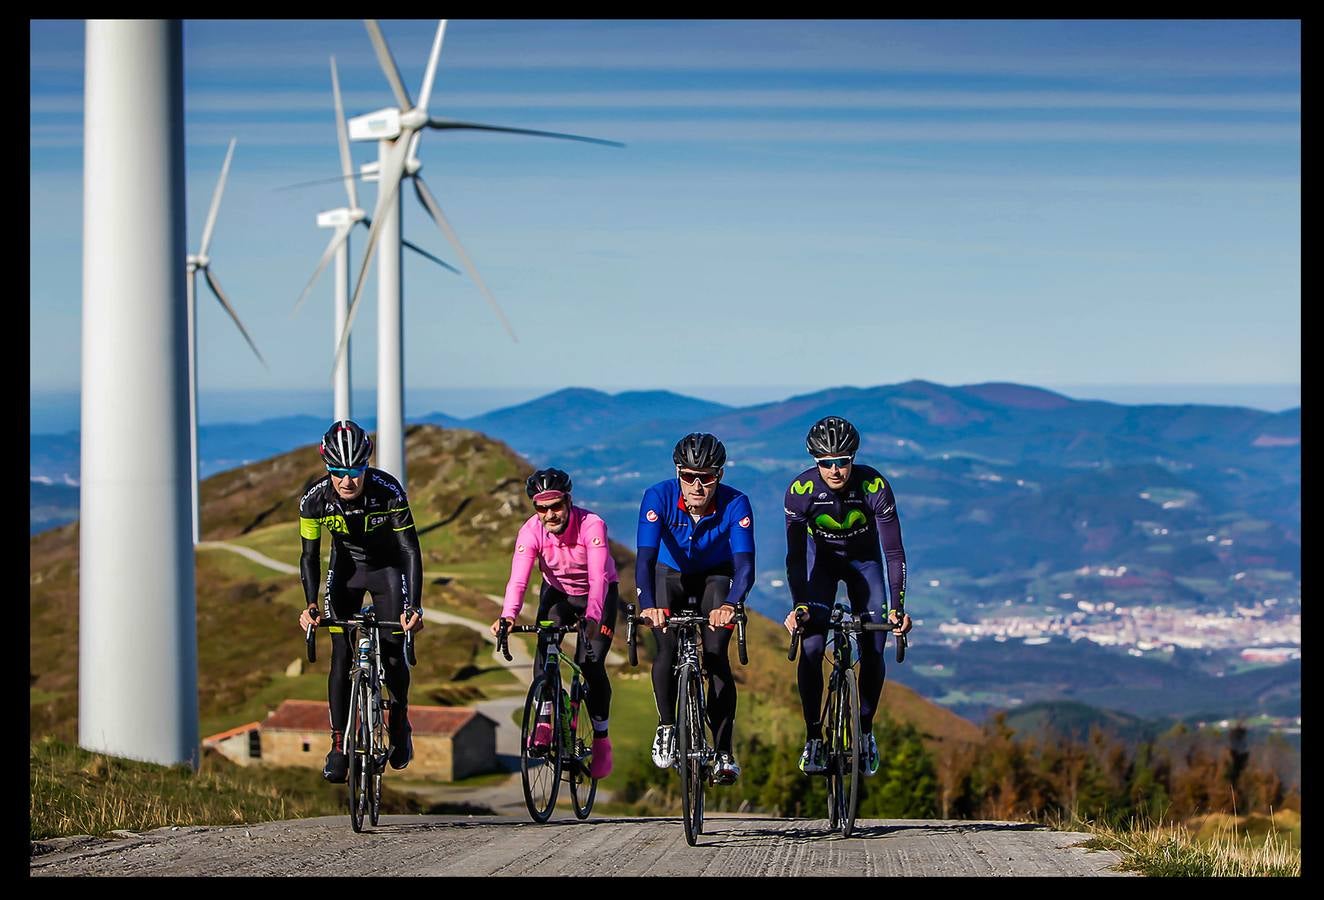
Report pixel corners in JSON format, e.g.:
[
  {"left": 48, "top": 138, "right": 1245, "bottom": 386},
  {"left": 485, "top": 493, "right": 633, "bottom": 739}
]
[{"left": 30, "top": 424, "right": 979, "bottom": 800}]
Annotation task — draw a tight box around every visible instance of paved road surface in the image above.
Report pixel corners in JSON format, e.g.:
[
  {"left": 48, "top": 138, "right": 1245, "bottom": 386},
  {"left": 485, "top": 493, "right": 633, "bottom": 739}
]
[{"left": 31, "top": 815, "right": 1130, "bottom": 876}]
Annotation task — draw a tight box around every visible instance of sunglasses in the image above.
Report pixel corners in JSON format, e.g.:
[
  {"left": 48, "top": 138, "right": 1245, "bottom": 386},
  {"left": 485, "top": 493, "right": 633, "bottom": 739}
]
[
  {"left": 815, "top": 456, "right": 854, "bottom": 471},
  {"left": 534, "top": 499, "right": 567, "bottom": 514},
  {"left": 677, "top": 469, "right": 719, "bottom": 487},
  {"left": 327, "top": 465, "right": 367, "bottom": 478}
]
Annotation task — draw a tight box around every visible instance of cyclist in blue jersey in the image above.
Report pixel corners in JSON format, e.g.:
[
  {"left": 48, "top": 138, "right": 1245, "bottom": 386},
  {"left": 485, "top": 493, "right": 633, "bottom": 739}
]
[
  {"left": 781, "top": 416, "right": 912, "bottom": 778},
  {"left": 636, "top": 432, "right": 755, "bottom": 784}
]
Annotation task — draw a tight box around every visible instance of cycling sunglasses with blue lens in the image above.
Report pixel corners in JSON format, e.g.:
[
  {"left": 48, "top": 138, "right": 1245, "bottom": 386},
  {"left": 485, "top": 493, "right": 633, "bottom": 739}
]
[
  {"left": 815, "top": 456, "right": 854, "bottom": 471},
  {"left": 327, "top": 465, "right": 367, "bottom": 478}
]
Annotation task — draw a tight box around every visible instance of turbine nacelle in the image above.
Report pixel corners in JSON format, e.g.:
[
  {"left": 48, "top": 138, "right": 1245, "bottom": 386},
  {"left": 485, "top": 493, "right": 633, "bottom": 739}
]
[
  {"left": 316, "top": 207, "right": 364, "bottom": 229},
  {"left": 348, "top": 107, "right": 402, "bottom": 142},
  {"left": 186, "top": 253, "right": 210, "bottom": 269}
]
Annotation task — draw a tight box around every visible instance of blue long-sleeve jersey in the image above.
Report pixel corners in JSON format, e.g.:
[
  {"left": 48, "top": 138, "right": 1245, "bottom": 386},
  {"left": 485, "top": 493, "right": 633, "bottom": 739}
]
[{"left": 635, "top": 478, "right": 755, "bottom": 609}]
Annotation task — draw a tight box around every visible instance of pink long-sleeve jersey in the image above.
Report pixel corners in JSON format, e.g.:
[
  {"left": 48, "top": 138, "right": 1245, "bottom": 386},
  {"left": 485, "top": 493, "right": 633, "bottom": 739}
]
[{"left": 501, "top": 505, "right": 619, "bottom": 623}]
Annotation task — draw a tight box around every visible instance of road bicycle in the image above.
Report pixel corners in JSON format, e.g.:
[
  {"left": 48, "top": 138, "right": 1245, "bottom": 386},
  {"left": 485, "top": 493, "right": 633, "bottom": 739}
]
[
  {"left": 626, "top": 602, "right": 748, "bottom": 846},
  {"left": 788, "top": 606, "right": 907, "bottom": 837},
  {"left": 498, "top": 619, "right": 598, "bottom": 823},
  {"left": 305, "top": 607, "right": 415, "bottom": 832}
]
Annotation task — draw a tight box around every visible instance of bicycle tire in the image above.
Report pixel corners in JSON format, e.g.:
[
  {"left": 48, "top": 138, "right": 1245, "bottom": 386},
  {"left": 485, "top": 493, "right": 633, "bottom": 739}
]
[
  {"left": 369, "top": 685, "right": 385, "bottom": 827},
  {"left": 824, "top": 669, "right": 841, "bottom": 832},
  {"left": 691, "top": 667, "right": 706, "bottom": 837},
  {"left": 347, "top": 672, "right": 369, "bottom": 833},
  {"left": 677, "top": 665, "right": 705, "bottom": 845},
  {"left": 520, "top": 675, "right": 561, "bottom": 823},
  {"left": 568, "top": 680, "right": 597, "bottom": 820},
  {"left": 840, "top": 666, "right": 861, "bottom": 837}
]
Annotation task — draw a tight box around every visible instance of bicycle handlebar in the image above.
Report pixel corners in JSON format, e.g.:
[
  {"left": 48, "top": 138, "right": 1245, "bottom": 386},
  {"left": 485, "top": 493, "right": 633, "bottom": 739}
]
[
  {"left": 304, "top": 612, "right": 418, "bottom": 664},
  {"left": 786, "top": 611, "right": 912, "bottom": 663},
  {"left": 623, "top": 604, "right": 749, "bottom": 666}
]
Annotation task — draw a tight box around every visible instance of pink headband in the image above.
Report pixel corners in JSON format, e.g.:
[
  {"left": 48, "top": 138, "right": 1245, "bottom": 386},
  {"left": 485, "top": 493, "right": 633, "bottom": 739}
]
[{"left": 533, "top": 490, "right": 566, "bottom": 504}]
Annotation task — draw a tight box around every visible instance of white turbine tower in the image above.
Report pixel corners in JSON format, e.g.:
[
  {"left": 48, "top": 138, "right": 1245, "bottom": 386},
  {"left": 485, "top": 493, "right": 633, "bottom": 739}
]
[
  {"left": 185, "top": 136, "right": 267, "bottom": 545},
  {"left": 293, "top": 56, "right": 460, "bottom": 423},
  {"left": 337, "top": 19, "right": 623, "bottom": 487},
  {"left": 81, "top": 18, "right": 197, "bottom": 767}
]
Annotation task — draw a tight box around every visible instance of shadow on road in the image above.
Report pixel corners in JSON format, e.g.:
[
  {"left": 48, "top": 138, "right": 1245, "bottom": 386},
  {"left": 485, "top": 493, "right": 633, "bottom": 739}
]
[{"left": 691, "top": 818, "right": 1047, "bottom": 847}]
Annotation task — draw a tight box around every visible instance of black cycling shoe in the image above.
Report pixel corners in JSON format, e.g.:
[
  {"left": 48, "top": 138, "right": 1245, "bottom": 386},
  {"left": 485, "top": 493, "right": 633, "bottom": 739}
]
[
  {"left": 389, "top": 731, "right": 413, "bottom": 770},
  {"left": 322, "top": 730, "right": 348, "bottom": 783},
  {"left": 388, "top": 709, "right": 413, "bottom": 770}
]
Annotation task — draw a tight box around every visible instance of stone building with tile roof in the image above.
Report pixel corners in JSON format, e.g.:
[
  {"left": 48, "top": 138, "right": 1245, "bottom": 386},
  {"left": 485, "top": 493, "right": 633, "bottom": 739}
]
[{"left": 203, "top": 699, "right": 497, "bottom": 781}]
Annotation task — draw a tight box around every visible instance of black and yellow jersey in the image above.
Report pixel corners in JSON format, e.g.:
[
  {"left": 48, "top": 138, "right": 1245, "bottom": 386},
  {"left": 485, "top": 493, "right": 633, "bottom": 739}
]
[{"left": 297, "top": 468, "right": 422, "bottom": 610}]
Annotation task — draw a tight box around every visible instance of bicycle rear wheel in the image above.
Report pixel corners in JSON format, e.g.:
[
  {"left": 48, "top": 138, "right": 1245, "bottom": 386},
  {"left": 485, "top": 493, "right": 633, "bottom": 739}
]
[
  {"left": 840, "top": 667, "right": 861, "bottom": 837},
  {"left": 677, "top": 666, "right": 705, "bottom": 846},
  {"left": 568, "top": 681, "right": 597, "bottom": 820},
  {"left": 520, "top": 676, "right": 561, "bottom": 823},
  {"left": 346, "top": 672, "right": 370, "bottom": 833}
]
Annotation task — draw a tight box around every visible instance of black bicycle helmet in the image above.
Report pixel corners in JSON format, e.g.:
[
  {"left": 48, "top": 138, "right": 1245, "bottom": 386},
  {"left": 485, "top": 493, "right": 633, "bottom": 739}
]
[
  {"left": 320, "top": 420, "right": 373, "bottom": 468},
  {"left": 805, "top": 416, "right": 860, "bottom": 457},
  {"left": 526, "top": 467, "right": 573, "bottom": 498},
  {"left": 672, "top": 432, "right": 727, "bottom": 470}
]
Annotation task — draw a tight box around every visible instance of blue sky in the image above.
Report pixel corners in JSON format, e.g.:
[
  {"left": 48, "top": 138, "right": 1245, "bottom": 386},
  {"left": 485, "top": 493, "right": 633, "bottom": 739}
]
[{"left": 30, "top": 19, "right": 1300, "bottom": 424}]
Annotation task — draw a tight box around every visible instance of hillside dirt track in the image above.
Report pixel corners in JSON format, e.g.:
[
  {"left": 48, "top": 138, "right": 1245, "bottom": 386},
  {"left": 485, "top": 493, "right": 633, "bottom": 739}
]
[{"left": 32, "top": 814, "right": 1132, "bottom": 876}]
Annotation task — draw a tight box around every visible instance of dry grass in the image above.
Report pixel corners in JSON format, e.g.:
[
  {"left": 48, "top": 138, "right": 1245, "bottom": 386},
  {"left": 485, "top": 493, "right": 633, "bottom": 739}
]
[{"left": 1071, "top": 812, "right": 1301, "bottom": 877}]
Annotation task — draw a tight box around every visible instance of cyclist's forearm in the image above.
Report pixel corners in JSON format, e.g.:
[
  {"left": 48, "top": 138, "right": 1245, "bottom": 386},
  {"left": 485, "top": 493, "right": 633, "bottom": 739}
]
[
  {"left": 729, "top": 551, "right": 755, "bottom": 606},
  {"left": 884, "top": 546, "right": 907, "bottom": 612},
  {"left": 635, "top": 544, "right": 660, "bottom": 608},
  {"left": 299, "top": 536, "right": 321, "bottom": 608},
  {"left": 397, "top": 529, "right": 424, "bottom": 612},
  {"left": 785, "top": 522, "right": 809, "bottom": 603}
]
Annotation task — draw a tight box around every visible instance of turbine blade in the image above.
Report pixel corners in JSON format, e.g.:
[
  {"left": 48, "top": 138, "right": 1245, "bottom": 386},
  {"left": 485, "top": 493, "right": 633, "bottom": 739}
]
[
  {"left": 199, "top": 137, "right": 237, "bottom": 256},
  {"left": 411, "top": 174, "right": 518, "bottom": 343},
  {"left": 416, "top": 20, "right": 448, "bottom": 115},
  {"left": 330, "top": 56, "right": 359, "bottom": 212},
  {"left": 293, "top": 225, "right": 352, "bottom": 316},
  {"left": 427, "top": 118, "right": 624, "bottom": 148},
  {"left": 273, "top": 171, "right": 368, "bottom": 193},
  {"left": 401, "top": 236, "right": 461, "bottom": 275},
  {"left": 364, "top": 20, "right": 412, "bottom": 111},
  {"left": 204, "top": 268, "right": 268, "bottom": 370},
  {"left": 335, "top": 136, "right": 411, "bottom": 371}
]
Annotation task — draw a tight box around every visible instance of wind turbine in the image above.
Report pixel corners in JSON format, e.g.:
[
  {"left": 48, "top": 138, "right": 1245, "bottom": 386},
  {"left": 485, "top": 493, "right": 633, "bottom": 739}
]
[
  {"left": 292, "top": 56, "right": 461, "bottom": 422},
  {"left": 185, "top": 137, "right": 267, "bottom": 543},
  {"left": 337, "top": 19, "right": 624, "bottom": 487}
]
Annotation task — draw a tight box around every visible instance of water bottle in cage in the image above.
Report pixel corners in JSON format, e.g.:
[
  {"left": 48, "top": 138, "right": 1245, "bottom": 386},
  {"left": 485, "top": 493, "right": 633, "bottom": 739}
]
[{"left": 358, "top": 635, "right": 371, "bottom": 670}]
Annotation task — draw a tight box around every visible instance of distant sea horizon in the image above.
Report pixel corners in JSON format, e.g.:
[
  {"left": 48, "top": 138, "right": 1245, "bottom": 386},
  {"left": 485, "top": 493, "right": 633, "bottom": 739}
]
[{"left": 28, "top": 381, "right": 1301, "bottom": 435}]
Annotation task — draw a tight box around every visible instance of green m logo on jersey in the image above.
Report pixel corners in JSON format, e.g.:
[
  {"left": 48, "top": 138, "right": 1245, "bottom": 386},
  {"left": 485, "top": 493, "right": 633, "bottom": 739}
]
[
  {"left": 814, "top": 509, "right": 868, "bottom": 532},
  {"left": 791, "top": 480, "right": 815, "bottom": 495},
  {"left": 865, "top": 477, "right": 886, "bottom": 494}
]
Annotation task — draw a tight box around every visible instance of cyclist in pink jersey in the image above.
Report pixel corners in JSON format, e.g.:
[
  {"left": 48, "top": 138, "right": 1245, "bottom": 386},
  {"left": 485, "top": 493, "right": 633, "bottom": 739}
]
[{"left": 491, "top": 468, "right": 619, "bottom": 778}]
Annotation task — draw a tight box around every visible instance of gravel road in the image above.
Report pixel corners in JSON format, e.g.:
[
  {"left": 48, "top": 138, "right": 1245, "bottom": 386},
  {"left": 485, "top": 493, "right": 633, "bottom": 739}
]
[{"left": 31, "top": 815, "right": 1131, "bottom": 876}]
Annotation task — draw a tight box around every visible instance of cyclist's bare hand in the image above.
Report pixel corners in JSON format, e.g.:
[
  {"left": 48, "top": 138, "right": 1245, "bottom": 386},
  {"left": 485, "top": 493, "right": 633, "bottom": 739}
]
[
  {"left": 490, "top": 616, "right": 514, "bottom": 637},
  {"left": 888, "top": 609, "right": 913, "bottom": 635},
  {"left": 402, "top": 609, "right": 425, "bottom": 633},
  {"left": 708, "top": 604, "right": 736, "bottom": 630},
  {"left": 782, "top": 610, "right": 799, "bottom": 634},
  {"left": 299, "top": 605, "right": 321, "bottom": 632},
  {"left": 641, "top": 607, "right": 669, "bottom": 631}
]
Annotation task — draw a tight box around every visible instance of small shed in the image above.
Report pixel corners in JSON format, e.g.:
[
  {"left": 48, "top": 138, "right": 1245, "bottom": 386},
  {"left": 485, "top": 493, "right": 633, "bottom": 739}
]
[{"left": 247, "top": 699, "right": 497, "bottom": 781}]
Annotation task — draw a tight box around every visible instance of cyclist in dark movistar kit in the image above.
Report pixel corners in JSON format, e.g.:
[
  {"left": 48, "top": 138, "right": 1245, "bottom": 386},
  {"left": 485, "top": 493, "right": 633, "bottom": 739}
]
[
  {"left": 781, "top": 416, "right": 912, "bottom": 777},
  {"left": 636, "top": 432, "right": 755, "bottom": 785},
  {"left": 296, "top": 420, "right": 425, "bottom": 783}
]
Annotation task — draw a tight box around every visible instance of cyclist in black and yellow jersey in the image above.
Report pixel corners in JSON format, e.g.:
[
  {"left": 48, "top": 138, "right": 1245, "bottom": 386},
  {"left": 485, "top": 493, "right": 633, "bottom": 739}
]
[
  {"left": 296, "top": 420, "right": 425, "bottom": 783},
  {"left": 781, "top": 416, "right": 912, "bottom": 778}
]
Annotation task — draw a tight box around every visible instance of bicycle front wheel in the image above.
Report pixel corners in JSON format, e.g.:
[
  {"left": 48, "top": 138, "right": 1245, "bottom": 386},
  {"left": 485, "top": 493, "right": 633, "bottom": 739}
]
[
  {"left": 568, "top": 681, "right": 597, "bottom": 820},
  {"left": 840, "top": 667, "right": 861, "bottom": 837},
  {"left": 369, "top": 687, "right": 385, "bottom": 827},
  {"left": 677, "top": 666, "right": 705, "bottom": 846},
  {"left": 346, "top": 672, "right": 370, "bottom": 833},
  {"left": 824, "top": 672, "right": 841, "bottom": 833},
  {"left": 520, "top": 676, "right": 561, "bottom": 823}
]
